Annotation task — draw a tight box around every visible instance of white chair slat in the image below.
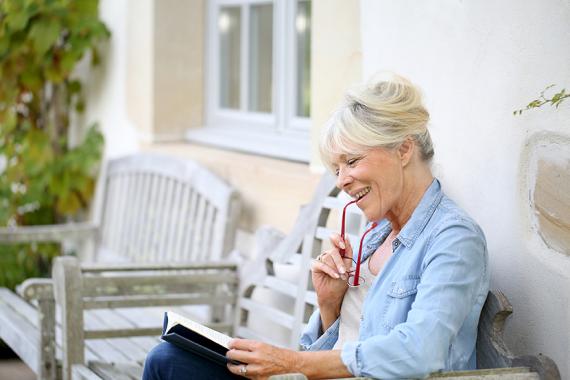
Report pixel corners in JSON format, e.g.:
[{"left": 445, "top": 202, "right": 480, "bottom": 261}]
[
  {"left": 164, "top": 180, "right": 184, "bottom": 261},
  {"left": 192, "top": 196, "right": 207, "bottom": 261},
  {"left": 201, "top": 202, "right": 216, "bottom": 260},
  {"left": 102, "top": 175, "right": 124, "bottom": 254},
  {"left": 118, "top": 174, "right": 136, "bottom": 259},
  {"left": 171, "top": 184, "right": 192, "bottom": 261},
  {"left": 122, "top": 173, "right": 141, "bottom": 261},
  {"left": 141, "top": 174, "right": 161, "bottom": 261},
  {"left": 152, "top": 176, "right": 170, "bottom": 261},
  {"left": 130, "top": 173, "right": 149, "bottom": 260},
  {"left": 180, "top": 189, "right": 199, "bottom": 260}
]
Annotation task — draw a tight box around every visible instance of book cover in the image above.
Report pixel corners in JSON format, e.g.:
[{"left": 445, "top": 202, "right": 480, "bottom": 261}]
[{"left": 161, "top": 311, "right": 233, "bottom": 366}]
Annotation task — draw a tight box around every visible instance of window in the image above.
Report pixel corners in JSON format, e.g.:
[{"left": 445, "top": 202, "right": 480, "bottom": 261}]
[{"left": 188, "top": 0, "right": 312, "bottom": 162}]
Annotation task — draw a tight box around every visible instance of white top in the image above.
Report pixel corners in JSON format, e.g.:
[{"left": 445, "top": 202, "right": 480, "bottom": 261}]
[{"left": 332, "top": 259, "right": 377, "bottom": 350}]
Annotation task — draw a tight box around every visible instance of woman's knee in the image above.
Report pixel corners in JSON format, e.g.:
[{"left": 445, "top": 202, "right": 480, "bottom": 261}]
[
  {"left": 143, "top": 342, "right": 179, "bottom": 379},
  {"left": 143, "top": 341, "right": 238, "bottom": 380}
]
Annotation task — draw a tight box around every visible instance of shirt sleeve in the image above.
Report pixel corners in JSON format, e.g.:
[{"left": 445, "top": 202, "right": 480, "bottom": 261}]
[
  {"left": 341, "top": 219, "right": 489, "bottom": 378},
  {"left": 299, "top": 308, "right": 341, "bottom": 351}
]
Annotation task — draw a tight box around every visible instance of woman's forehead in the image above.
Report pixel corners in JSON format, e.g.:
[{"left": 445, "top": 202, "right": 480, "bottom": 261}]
[{"left": 330, "top": 151, "right": 361, "bottom": 164}]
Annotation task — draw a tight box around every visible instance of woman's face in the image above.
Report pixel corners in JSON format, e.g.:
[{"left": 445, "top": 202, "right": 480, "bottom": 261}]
[{"left": 333, "top": 147, "right": 405, "bottom": 222}]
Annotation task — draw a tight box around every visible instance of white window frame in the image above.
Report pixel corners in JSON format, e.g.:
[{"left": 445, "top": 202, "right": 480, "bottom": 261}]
[{"left": 186, "top": 0, "right": 311, "bottom": 162}]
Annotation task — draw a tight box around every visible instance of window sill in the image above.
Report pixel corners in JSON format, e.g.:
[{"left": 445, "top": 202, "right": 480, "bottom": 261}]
[{"left": 186, "top": 126, "right": 310, "bottom": 163}]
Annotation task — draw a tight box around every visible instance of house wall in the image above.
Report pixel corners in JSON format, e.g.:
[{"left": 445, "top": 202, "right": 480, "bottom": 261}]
[
  {"left": 80, "top": 0, "right": 139, "bottom": 157},
  {"left": 359, "top": 0, "right": 570, "bottom": 376}
]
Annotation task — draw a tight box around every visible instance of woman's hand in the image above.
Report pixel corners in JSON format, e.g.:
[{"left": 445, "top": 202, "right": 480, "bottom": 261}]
[
  {"left": 311, "top": 233, "right": 354, "bottom": 329},
  {"left": 226, "top": 339, "right": 298, "bottom": 379}
]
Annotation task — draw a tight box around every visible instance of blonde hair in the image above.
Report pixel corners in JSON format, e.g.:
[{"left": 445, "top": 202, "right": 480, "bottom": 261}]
[{"left": 320, "top": 72, "right": 433, "bottom": 171}]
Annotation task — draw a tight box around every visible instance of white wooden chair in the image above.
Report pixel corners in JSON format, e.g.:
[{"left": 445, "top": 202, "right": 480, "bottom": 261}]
[
  {"left": 0, "top": 153, "right": 241, "bottom": 380},
  {"left": 65, "top": 173, "right": 559, "bottom": 380}
]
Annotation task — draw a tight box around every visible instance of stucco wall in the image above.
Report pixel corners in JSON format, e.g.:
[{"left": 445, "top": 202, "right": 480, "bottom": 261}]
[
  {"left": 81, "top": 0, "right": 139, "bottom": 158},
  {"left": 360, "top": 0, "right": 570, "bottom": 376},
  {"left": 310, "top": 0, "right": 362, "bottom": 169}
]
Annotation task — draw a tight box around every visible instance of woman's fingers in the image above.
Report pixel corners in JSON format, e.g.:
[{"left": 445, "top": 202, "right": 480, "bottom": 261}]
[
  {"left": 311, "top": 257, "right": 341, "bottom": 279},
  {"left": 227, "top": 348, "right": 256, "bottom": 363},
  {"left": 228, "top": 338, "right": 255, "bottom": 351},
  {"left": 328, "top": 249, "right": 347, "bottom": 276},
  {"left": 329, "top": 233, "right": 353, "bottom": 271}
]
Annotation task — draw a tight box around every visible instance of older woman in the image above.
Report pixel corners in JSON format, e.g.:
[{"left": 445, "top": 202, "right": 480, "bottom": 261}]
[{"left": 143, "top": 73, "right": 489, "bottom": 380}]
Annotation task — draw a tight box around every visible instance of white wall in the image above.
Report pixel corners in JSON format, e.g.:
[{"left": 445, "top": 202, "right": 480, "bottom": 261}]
[
  {"left": 81, "top": 0, "right": 139, "bottom": 159},
  {"left": 360, "top": 0, "right": 570, "bottom": 376}
]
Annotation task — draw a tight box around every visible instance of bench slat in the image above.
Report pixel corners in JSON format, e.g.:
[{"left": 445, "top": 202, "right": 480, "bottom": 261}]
[
  {"left": 82, "top": 293, "right": 236, "bottom": 309},
  {"left": 239, "top": 298, "right": 296, "bottom": 329},
  {"left": 0, "top": 292, "right": 41, "bottom": 372}
]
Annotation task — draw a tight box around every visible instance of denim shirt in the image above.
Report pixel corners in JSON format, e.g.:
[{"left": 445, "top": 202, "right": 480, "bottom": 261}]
[{"left": 300, "top": 179, "right": 490, "bottom": 379}]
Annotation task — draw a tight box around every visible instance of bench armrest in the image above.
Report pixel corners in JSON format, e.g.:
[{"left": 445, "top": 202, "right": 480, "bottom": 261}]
[
  {"left": 268, "top": 367, "right": 541, "bottom": 379},
  {"left": 16, "top": 278, "right": 54, "bottom": 302},
  {"left": 78, "top": 260, "right": 239, "bottom": 273},
  {"left": 0, "top": 222, "right": 98, "bottom": 243}
]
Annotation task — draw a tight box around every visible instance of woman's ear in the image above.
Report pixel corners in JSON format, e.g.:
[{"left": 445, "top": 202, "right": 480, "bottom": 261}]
[{"left": 398, "top": 138, "right": 415, "bottom": 167}]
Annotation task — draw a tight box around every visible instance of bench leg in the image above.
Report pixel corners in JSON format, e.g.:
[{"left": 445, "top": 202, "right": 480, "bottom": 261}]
[{"left": 38, "top": 295, "right": 57, "bottom": 380}]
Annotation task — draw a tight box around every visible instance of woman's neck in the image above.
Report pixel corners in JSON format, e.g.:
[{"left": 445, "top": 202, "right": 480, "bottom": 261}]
[{"left": 387, "top": 166, "right": 433, "bottom": 232}]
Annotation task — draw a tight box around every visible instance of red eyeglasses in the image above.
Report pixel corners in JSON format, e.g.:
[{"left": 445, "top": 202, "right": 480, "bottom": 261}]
[{"left": 340, "top": 199, "right": 377, "bottom": 287}]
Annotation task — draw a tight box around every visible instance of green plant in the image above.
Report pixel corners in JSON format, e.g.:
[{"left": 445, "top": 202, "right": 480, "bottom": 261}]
[
  {"left": 514, "top": 84, "right": 569, "bottom": 115},
  {"left": 0, "top": 0, "right": 110, "bottom": 287}
]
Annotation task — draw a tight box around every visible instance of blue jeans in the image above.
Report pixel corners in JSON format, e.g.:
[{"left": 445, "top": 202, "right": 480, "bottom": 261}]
[{"left": 143, "top": 341, "right": 241, "bottom": 380}]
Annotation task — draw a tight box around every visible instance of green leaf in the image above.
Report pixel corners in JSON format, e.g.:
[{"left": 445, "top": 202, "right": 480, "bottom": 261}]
[
  {"left": 67, "top": 79, "right": 81, "bottom": 94},
  {"left": 29, "top": 18, "right": 61, "bottom": 56},
  {"left": 5, "top": 12, "right": 29, "bottom": 32},
  {"left": 20, "top": 69, "right": 43, "bottom": 91},
  {"left": 0, "top": 109, "right": 18, "bottom": 133},
  {"left": 75, "top": 98, "right": 85, "bottom": 113}
]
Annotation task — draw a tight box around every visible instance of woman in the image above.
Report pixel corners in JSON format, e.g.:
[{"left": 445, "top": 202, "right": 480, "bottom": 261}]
[{"left": 143, "top": 73, "right": 489, "bottom": 379}]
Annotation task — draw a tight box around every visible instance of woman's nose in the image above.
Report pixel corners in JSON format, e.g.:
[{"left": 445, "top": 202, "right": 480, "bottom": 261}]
[{"left": 336, "top": 167, "right": 353, "bottom": 189}]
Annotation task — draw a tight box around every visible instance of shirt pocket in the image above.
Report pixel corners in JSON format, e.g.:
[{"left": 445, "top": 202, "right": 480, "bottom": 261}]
[{"left": 381, "top": 275, "right": 420, "bottom": 330}]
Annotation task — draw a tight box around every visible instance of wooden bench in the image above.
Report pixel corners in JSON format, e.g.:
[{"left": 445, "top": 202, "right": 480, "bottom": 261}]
[
  {"left": 0, "top": 153, "right": 241, "bottom": 380},
  {"left": 60, "top": 173, "right": 560, "bottom": 380}
]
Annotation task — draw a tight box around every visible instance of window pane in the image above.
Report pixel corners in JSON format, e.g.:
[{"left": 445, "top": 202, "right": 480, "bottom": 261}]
[
  {"left": 295, "top": 0, "right": 311, "bottom": 117},
  {"left": 219, "top": 7, "right": 241, "bottom": 109},
  {"left": 248, "top": 3, "right": 273, "bottom": 113}
]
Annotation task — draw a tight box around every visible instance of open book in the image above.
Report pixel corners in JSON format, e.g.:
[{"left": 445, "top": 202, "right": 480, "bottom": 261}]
[{"left": 161, "top": 311, "right": 234, "bottom": 366}]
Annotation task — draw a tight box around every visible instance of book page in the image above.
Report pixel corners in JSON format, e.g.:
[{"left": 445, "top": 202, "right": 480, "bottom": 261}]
[{"left": 166, "top": 311, "right": 232, "bottom": 348}]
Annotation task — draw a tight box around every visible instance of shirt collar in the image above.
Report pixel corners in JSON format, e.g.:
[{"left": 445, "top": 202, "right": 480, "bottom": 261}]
[
  {"left": 396, "top": 178, "right": 443, "bottom": 248},
  {"left": 362, "top": 178, "right": 443, "bottom": 257}
]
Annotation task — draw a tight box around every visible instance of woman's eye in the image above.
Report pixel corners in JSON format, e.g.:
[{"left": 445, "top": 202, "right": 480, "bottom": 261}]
[
  {"left": 347, "top": 158, "right": 360, "bottom": 167},
  {"left": 334, "top": 168, "right": 340, "bottom": 176}
]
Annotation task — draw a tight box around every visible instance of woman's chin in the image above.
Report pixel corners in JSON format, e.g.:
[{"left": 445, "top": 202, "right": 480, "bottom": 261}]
[{"left": 362, "top": 209, "right": 382, "bottom": 222}]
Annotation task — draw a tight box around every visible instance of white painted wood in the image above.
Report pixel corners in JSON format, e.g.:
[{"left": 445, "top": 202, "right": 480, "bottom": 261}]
[
  {"left": 53, "top": 257, "right": 85, "bottom": 380},
  {"left": 53, "top": 257, "right": 240, "bottom": 379},
  {"left": 0, "top": 153, "right": 241, "bottom": 379},
  {"left": 4, "top": 168, "right": 555, "bottom": 379},
  {"left": 72, "top": 364, "right": 102, "bottom": 380},
  {"left": 0, "top": 289, "right": 42, "bottom": 373}
]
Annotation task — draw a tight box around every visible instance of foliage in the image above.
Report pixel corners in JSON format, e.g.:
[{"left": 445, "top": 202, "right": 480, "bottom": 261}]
[
  {"left": 514, "top": 85, "right": 570, "bottom": 115},
  {"left": 0, "top": 0, "right": 109, "bottom": 287},
  {"left": 0, "top": 243, "right": 60, "bottom": 289}
]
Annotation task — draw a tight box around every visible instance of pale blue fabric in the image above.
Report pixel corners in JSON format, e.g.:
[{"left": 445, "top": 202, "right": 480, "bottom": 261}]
[{"left": 300, "top": 179, "right": 490, "bottom": 379}]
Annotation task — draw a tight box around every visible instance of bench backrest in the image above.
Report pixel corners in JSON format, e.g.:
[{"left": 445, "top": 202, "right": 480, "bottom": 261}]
[
  {"left": 234, "top": 173, "right": 367, "bottom": 348},
  {"left": 93, "top": 153, "right": 240, "bottom": 263}
]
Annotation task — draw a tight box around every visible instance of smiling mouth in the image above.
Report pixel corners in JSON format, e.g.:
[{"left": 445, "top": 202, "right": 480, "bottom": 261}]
[{"left": 353, "top": 186, "right": 371, "bottom": 200}]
